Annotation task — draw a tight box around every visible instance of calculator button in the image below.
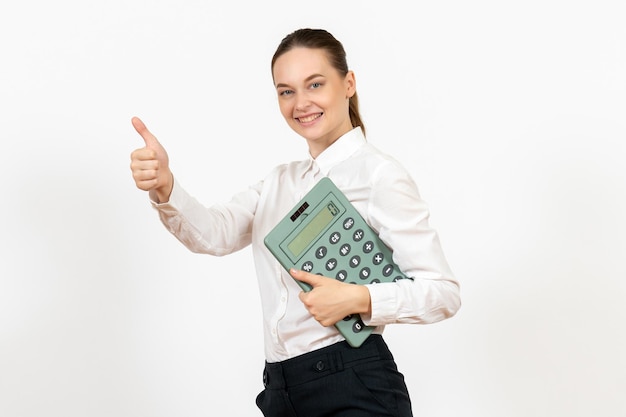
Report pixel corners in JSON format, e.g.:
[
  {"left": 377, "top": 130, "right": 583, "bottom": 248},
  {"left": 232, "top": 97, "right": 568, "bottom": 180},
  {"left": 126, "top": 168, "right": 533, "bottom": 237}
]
[
  {"left": 339, "top": 243, "right": 351, "bottom": 256},
  {"left": 352, "top": 229, "right": 365, "bottom": 242},
  {"left": 349, "top": 255, "right": 361, "bottom": 268},
  {"left": 302, "top": 261, "right": 314, "bottom": 272},
  {"left": 315, "top": 246, "right": 327, "bottom": 259},
  {"left": 372, "top": 252, "right": 384, "bottom": 265},
  {"left": 343, "top": 314, "right": 353, "bottom": 321},
  {"left": 362, "top": 241, "right": 374, "bottom": 253},
  {"left": 329, "top": 232, "right": 341, "bottom": 244},
  {"left": 343, "top": 217, "right": 355, "bottom": 230},
  {"left": 382, "top": 264, "right": 394, "bottom": 277},
  {"left": 359, "top": 267, "right": 371, "bottom": 280},
  {"left": 370, "top": 278, "right": 381, "bottom": 284},
  {"left": 352, "top": 319, "right": 365, "bottom": 333},
  {"left": 336, "top": 270, "right": 348, "bottom": 281},
  {"left": 325, "top": 258, "right": 338, "bottom": 271}
]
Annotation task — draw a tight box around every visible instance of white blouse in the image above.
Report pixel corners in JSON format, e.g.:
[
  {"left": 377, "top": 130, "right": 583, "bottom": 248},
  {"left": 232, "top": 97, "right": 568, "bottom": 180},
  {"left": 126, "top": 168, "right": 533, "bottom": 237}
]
[{"left": 151, "top": 127, "right": 460, "bottom": 362}]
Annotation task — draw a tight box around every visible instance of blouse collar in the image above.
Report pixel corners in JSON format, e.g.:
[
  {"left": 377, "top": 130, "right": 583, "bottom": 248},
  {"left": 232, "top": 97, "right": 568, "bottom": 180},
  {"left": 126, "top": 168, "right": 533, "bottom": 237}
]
[{"left": 307, "top": 127, "right": 366, "bottom": 176}]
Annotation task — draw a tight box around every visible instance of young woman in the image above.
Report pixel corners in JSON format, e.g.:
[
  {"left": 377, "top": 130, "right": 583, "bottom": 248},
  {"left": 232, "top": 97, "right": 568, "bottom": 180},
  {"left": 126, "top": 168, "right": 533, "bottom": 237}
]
[{"left": 130, "top": 28, "right": 460, "bottom": 417}]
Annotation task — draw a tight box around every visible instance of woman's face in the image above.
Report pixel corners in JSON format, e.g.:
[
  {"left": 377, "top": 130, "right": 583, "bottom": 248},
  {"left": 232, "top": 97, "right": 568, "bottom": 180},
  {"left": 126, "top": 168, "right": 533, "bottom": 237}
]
[{"left": 272, "top": 47, "right": 356, "bottom": 157}]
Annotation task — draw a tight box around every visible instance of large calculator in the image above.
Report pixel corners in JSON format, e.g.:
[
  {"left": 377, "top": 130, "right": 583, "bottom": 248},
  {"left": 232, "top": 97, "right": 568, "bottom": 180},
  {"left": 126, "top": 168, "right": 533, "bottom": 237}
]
[{"left": 264, "top": 177, "right": 411, "bottom": 348}]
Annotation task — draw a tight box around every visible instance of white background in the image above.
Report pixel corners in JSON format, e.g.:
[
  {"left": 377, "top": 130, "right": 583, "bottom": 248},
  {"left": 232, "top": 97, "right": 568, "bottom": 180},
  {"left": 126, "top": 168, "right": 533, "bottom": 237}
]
[{"left": 1, "top": 1, "right": 625, "bottom": 416}]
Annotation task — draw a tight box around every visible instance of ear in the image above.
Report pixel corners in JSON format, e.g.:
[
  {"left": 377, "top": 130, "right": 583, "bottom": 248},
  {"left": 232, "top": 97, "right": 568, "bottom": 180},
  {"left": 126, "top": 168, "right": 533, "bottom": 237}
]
[{"left": 345, "top": 70, "right": 356, "bottom": 98}]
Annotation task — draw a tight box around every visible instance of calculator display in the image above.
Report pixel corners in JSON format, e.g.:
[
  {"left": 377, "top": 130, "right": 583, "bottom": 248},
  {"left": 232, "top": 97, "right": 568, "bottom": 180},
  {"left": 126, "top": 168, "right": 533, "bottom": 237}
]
[{"left": 287, "top": 201, "right": 340, "bottom": 258}]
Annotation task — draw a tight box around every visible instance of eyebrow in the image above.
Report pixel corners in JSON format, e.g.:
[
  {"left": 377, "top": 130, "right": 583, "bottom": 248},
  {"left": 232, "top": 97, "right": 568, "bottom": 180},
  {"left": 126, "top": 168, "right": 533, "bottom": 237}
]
[{"left": 275, "top": 73, "right": 325, "bottom": 89}]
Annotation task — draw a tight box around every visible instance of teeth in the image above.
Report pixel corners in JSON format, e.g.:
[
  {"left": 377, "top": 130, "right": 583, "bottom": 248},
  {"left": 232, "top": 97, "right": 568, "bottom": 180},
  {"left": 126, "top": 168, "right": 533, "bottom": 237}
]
[{"left": 299, "top": 114, "right": 321, "bottom": 123}]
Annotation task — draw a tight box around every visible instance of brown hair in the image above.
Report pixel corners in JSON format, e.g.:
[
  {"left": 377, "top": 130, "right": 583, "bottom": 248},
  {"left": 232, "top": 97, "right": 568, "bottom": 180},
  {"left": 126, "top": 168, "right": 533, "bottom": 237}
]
[{"left": 271, "top": 28, "right": 366, "bottom": 137}]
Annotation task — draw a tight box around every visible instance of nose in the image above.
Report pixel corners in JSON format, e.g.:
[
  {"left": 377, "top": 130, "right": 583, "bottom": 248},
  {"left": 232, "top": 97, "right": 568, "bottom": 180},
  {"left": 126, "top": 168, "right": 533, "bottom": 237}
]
[{"left": 295, "top": 95, "right": 311, "bottom": 112}]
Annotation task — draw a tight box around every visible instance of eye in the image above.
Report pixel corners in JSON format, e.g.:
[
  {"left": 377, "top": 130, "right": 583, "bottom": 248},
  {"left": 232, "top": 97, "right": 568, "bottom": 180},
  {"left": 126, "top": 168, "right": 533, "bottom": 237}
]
[
  {"left": 279, "top": 89, "right": 294, "bottom": 97},
  {"left": 310, "top": 82, "right": 322, "bottom": 89}
]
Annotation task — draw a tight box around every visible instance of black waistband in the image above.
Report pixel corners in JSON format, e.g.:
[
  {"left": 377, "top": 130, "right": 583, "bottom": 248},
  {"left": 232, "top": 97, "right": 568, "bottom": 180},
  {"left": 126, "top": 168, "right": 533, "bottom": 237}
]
[{"left": 263, "top": 335, "right": 393, "bottom": 389}]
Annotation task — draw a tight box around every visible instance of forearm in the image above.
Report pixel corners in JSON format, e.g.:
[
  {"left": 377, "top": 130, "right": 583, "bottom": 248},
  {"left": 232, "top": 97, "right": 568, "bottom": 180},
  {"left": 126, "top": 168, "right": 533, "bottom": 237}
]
[
  {"left": 365, "top": 277, "right": 460, "bottom": 326},
  {"left": 151, "top": 179, "right": 258, "bottom": 256}
]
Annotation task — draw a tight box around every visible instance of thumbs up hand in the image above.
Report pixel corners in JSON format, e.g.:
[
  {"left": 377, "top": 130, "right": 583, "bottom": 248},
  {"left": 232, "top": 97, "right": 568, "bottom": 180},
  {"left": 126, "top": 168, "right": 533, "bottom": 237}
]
[
  {"left": 290, "top": 268, "right": 372, "bottom": 327},
  {"left": 130, "top": 117, "right": 173, "bottom": 202}
]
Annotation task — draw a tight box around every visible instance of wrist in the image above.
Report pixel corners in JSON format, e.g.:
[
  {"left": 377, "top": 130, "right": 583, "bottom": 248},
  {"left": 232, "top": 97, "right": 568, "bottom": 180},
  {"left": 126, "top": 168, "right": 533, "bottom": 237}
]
[
  {"left": 155, "top": 172, "right": 174, "bottom": 203},
  {"left": 353, "top": 285, "right": 372, "bottom": 315}
]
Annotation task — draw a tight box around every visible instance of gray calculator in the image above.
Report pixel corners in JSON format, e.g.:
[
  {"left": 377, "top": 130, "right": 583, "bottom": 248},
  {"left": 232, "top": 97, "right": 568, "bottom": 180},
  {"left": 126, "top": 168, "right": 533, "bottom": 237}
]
[{"left": 264, "top": 177, "right": 411, "bottom": 348}]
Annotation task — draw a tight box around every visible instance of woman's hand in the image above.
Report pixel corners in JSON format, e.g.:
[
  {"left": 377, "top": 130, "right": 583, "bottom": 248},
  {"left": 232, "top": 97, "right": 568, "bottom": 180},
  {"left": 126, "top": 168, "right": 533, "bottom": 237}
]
[
  {"left": 129, "top": 117, "right": 173, "bottom": 203},
  {"left": 290, "top": 268, "right": 372, "bottom": 327}
]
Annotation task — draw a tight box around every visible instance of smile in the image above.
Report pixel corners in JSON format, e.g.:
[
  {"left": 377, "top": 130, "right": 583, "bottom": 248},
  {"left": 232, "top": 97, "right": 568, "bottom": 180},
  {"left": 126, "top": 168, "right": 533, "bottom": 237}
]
[{"left": 296, "top": 113, "right": 323, "bottom": 123}]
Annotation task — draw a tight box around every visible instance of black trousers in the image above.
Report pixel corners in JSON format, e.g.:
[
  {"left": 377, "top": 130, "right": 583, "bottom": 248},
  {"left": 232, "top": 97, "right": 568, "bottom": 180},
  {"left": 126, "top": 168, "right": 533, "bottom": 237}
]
[{"left": 255, "top": 335, "right": 413, "bottom": 417}]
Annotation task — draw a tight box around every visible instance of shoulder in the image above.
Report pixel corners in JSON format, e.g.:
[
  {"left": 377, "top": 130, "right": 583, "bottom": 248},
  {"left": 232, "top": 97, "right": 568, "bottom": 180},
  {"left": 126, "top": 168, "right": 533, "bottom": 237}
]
[{"left": 345, "top": 142, "right": 412, "bottom": 182}]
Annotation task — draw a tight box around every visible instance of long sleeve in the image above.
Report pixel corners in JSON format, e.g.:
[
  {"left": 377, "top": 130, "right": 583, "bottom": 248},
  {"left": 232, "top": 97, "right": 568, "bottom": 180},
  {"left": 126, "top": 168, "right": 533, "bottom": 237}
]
[
  {"left": 150, "top": 178, "right": 262, "bottom": 256},
  {"left": 361, "top": 160, "right": 461, "bottom": 326}
]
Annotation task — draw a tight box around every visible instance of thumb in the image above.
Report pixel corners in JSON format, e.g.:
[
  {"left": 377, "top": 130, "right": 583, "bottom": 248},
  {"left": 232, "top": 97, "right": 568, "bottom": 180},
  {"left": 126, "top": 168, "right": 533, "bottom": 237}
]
[
  {"left": 131, "top": 116, "right": 160, "bottom": 148},
  {"left": 290, "top": 268, "right": 321, "bottom": 287}
]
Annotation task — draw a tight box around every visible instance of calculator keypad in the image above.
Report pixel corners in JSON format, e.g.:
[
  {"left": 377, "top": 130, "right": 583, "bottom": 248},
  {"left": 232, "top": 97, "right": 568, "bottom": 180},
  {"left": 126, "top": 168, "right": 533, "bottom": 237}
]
[
  {"left": 299, "top": 217, "right": 408, "bottom": 286},
  {"left": 298, "top": 215, "right": 412, "bottom": 340}
]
